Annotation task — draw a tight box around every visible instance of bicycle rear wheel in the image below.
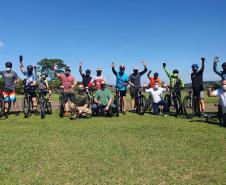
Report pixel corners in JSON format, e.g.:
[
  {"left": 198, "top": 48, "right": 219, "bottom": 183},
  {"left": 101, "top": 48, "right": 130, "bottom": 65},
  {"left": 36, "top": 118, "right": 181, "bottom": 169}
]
[
  {"left": 46, "top": 102, "right": 52, "bottom": 115},
  {"left": 137, "top": 95, "right": 147, "bottom": 115},
  {"left": 114, "top": 94, "right": 120, "bottom": 117},
  {"left": 183, "top": 95, "right": 194, "bottom": 119},
  {"left": 59, "top": 96, "right": 64, "bottom": 118},
  {"left": 22, "top": 96, "right": 31, "bottom": 118},
  {"left": 40, "top": 100, "right": 46, "bottom": 119}
]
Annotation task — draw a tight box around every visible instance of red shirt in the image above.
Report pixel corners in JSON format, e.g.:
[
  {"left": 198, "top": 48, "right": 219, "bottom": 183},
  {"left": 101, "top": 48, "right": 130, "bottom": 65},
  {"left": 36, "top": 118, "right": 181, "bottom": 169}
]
[
  {"left": 149, "top": 77, "right": 161, "bottom": 88},
  {"left": 59, "top": 74, "right": 75, "bottom": 92}
]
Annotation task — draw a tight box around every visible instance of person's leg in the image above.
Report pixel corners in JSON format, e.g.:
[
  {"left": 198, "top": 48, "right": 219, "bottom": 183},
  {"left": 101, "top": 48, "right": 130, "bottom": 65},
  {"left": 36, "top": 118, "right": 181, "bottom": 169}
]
[
  {"left": 92, "top": 104, "right": 99, "bottom": 115},
  {"left": 82, "top": 107, "right": 92, "bottom": 118},
  {"left": 3, "top": 92, "right": 9, "bottom": 112},
  {"left": 70, "top": 103, "right": 77, "bottom": 119},
  {"left": 48, "top": 90, "right": 52, "bottom": 102},
  {"left": 152, "top": 103, "right": 159, "bottom": 115},
  {"left": 10, "top": 92, "right": 18, "bottom": 115}
]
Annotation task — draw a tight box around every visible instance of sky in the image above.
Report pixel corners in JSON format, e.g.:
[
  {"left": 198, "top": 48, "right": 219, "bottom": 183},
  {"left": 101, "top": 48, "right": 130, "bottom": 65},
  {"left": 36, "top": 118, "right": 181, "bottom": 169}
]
[{"left": 0, "top": 0, "right": 226, "bottom": 84}]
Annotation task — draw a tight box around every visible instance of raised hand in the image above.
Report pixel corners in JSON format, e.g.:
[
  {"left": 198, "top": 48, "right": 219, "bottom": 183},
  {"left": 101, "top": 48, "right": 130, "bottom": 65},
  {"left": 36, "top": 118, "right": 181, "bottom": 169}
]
[
  {"left": 79, "top": 62, "right": 83, "bottom": 68},
  {"left": 19, "top": 55, "right": 23, "bottom": 63},
  {"left": 112, "top": 62, "right": 116, "bottom": 68},
  {"left": 201, "top": 57, "right": 205, "bottom": 62},
  {"left": 214, "top": 56, "right": 219, "bottom": 63},
  {"left": 163, "top": 63, "right": 166, "bottom": 68}
]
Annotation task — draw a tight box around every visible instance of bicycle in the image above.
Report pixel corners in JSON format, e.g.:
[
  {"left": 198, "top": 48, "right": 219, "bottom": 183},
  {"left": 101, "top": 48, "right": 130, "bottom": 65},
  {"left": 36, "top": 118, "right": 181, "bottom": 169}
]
[
  {"left": 145, "top": 94, "right": 153, "bottom": 113},
  {"left": 58, "top": 88, "right": 75, "bottom": 118},
  {"left": 164, "top": 87, "right": 182, "bottom": 116},
  {"left": 22, "top": 89, "right": 38, "bottom": 118},
  {"left": 38, "top": 90, "right": 52, "bottom": 119},
  {"left": 205, "top": 104, "right": 225, "bottom": 126},
  {"left": 182, "top": 89, "right": 201, "bottom": 119},
  {"left": 113, "top": 86, "right": 122, "bottom": 117},
  {"left": 132, "top": 85, "right": 147, "bottom": 115}
]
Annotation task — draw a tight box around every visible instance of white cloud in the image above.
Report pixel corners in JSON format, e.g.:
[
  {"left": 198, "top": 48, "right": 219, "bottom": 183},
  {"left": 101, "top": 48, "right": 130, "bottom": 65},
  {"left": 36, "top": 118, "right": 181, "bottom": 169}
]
[{"left": 0, "top": 41, "right": 4, "bottom": 48}]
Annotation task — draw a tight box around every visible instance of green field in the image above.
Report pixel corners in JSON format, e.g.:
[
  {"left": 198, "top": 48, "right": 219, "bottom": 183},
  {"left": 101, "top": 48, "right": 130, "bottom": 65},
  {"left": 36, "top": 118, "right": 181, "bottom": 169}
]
[{"left": 0, "top": 111, "right": 226, "bottom": 185}]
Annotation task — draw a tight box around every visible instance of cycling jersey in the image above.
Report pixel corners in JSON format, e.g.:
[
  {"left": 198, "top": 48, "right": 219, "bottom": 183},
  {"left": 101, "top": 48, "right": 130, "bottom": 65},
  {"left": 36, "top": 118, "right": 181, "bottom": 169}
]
[
  {"left": 163, "top": 66, "right": 184, "bottom": 90},
  {"left": 0, "top": 71, "right": 19, "bottom": 91},
  {"left": 23, "top": 72, "right": 37, "bottom": 91},
  {"left": 148, "top": 77, "right": 161, "bottom": 88}
]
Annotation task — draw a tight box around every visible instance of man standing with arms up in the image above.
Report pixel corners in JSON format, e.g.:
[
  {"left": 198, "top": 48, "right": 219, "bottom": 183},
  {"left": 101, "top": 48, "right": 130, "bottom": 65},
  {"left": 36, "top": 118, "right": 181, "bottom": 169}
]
[
  {"left": 191, "top": 57, "right": 206, "bottom": 117},
  {"left": 54, "top": 66, "right": 77, "bottom": 117},
  {"left": 112, "top": 62, "right": 129, "bottom": 115},
  {"left": 129, "top": 62, "right": 147, "bottom": 111},
  {"left": 0, "top": 62, "right": 19, "bottom": 115}
]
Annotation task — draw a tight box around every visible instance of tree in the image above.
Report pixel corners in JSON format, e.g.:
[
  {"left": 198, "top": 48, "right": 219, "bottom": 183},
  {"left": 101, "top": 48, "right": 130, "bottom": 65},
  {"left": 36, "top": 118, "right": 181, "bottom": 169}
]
[{"left": 36, "top": 58, "right": 68, "bottom": 79}]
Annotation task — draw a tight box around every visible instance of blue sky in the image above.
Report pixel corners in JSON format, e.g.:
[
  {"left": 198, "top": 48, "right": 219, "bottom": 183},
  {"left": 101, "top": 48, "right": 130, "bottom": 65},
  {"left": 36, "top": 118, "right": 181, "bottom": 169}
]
[{"left": 0, "top": 0, "right": 226, "bottom": 84}]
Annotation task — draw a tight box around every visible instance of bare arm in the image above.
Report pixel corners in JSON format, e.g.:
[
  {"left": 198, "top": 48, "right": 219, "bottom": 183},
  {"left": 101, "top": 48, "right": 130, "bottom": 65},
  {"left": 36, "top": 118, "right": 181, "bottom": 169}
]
[
  {"left": 147, "top": 70, "right": 151, "bottom": 78},
  {"left": 111, "top": 62, "right": 117, "bottom": 76}
]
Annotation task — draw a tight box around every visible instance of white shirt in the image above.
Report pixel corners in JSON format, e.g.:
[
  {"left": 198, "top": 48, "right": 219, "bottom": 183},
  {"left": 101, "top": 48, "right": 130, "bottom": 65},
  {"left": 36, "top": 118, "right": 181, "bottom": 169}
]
[
  {"left": 145, "top": 88, "right": 166, "bottom": 103},
  {"left": 212, "top": 88, "right": 226, "bottom": 113}
]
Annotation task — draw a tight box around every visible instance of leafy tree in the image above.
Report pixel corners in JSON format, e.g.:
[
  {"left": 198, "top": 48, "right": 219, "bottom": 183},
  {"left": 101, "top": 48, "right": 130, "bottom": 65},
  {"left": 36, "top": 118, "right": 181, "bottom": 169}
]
[{"left": 36, "top": 58, "right": 68, "bottom": 79}]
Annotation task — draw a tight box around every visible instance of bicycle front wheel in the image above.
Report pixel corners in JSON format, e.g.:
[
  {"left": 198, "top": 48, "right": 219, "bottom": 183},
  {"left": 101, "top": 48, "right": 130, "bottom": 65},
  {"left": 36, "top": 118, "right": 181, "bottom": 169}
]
[
  {"left": 137, "top": 95, "right": 147, "bottom": 115},
  {"left": 22, "top": 96, "right": 31, "bottom": 118},
  {"left": 0, "top": 98, "right": 5, "bottom": 118},
  {"left": 183, "top": 95, "right": 194, "bottom": 119}
]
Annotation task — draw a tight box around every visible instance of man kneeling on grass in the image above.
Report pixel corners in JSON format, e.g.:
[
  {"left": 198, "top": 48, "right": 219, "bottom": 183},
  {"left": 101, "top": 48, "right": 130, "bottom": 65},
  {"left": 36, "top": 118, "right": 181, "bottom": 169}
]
[
  {"left": 92, "top": 81, "right": 115, "bottom": 117},
  {"left": 208, "top": 80, "right": 226, "bottom": 125},
  {"left": 70, "top": 84, "right": 92, "bottom": 120},
  {"left": 145, "top": 82, "right": 168, "bottom": 116}
]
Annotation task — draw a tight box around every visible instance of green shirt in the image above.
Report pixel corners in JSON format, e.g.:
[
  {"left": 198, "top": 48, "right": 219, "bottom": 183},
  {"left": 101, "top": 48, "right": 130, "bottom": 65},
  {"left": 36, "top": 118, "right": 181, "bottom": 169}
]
[
  {"left": 163, "top": 66, "right": 184, "bottom": 89},
  {"left": 95, "top": 88, "right": 112, "bottom": 106},
  {"left": 74, "top": 92, "right": 89, "bottom": 107}
]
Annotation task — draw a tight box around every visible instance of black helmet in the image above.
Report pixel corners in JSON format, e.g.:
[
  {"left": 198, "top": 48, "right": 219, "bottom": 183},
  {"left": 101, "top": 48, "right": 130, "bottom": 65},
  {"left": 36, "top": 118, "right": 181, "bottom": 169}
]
[
  {"left": 173, "top": 69, "right": 179, "bottom": 74},
  {"left": 27, "top": 65, "right": 33, "bottom": 71},
  {"left": 222, "top": 62, "right": 226, "bottom": 68},
  {"left": 42, "top": 72, "right": 48, "bottom": 77},
  {"left": 86, "top": 69, "right": 91, "bottom": 74},
  {"left": 5, "top": 61, "right": 12, "bottom": 68},
  {"left": 65, "top": 67, "right": 71, "bottom": 72}
]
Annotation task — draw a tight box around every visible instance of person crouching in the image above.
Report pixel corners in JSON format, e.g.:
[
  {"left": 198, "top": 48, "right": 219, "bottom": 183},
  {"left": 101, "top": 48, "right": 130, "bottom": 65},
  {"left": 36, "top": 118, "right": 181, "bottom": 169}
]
[
  {"left": 145, "top": 82, "right": 168, "bottom": 116},
  {"left": 70, "top": 84, "right": 92, "bottom": 120}
]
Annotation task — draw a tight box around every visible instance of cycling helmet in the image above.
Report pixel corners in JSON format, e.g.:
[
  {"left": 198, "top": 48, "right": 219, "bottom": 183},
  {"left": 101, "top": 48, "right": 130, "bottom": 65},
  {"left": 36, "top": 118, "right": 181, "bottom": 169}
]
[
  {"left": 41, "top": 72, "right": 48, "bottom": 77},
  {"left": 222, "top": 62, "right": 226, "bottom": 68},
  {"left": 133, "top": 66, "right": 139, "bottom": 70},
  {"left": 154, "top": 72, "right": 159, "bottom": 77},
  {"left": 119, "top": 65, "right": 125, "bottom": 70},
  {"left": 173, "top": 69, "right": 179, "bottom": 74},
  {"left": 96, "top": 67, "right": 102, "bottom": 71},
  {"left": 5, "top": 61, "right": 12, "bottom": 68},
  {"left": 192, "top": 64, "right": 199, "bottom": 69},
  {"left": 86, "top": 69, "right": 91, "bottom": 74},
  {"left": 65, "top": 67, "right": 71, "bottom": 72},
  {"left": 27, "top": 65, "right": 33, "bottom": 71}
]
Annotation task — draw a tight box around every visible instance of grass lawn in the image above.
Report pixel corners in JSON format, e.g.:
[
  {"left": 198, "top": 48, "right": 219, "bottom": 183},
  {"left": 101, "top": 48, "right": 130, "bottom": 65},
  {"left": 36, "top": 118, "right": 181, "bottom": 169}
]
[{"left": 0, "top": 111, "right": 226, "bottom": 185}]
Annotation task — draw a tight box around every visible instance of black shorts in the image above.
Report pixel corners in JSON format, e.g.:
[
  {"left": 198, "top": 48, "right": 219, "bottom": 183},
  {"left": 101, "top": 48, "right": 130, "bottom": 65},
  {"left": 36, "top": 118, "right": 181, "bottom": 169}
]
[
  {"left": 64, "top": 93, "right": 75, "bottom": 102},
  {"left": 24, "top": 89, "right": 37, "bottom": 99},
  {"left": 118, "top": 90, "right": 126, "bottom": 97},
  {"left": 193, "top": 86, "right": 204, "bottom": 99},
  {"left": 130, "top": 87, "right": 139, "bottom": 98}
]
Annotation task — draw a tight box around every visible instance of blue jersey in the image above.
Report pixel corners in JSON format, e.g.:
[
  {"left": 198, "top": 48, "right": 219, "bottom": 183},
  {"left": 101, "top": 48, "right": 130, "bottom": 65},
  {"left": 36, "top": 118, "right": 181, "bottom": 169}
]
[
  {"left": 23, "top": 72, "right": 37, "bottom": 90},
  {"left": 116, "top": 72, "right": 129, "bottom": 91}
]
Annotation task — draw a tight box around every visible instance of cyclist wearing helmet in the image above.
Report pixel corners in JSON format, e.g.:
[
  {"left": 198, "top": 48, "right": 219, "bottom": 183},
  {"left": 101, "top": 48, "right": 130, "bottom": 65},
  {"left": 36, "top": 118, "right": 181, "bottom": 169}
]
[
  {"left": 112, "top": 62, "right": 129, "bottom": 114},
  {"left": 54, "top": 66, "right": 77, "bottom": 117},
  {"left": 92, "top": 67, "right": 106, "bottom": 90},
  {"left": 213, "top": 56, "right": 226, "bottom": 80},
  {"left": 163, "top": 63, "right": 184, "bottom": 97},
  {"left": 147, "top": 70, "right": 161, "bottom": 88},
  {"left": 129, "top": 62, "right": 147, "bottom": 110},
  {"left": 36, "top": 71, "right": 52, "bottom": 102},
  {"left": 79, "top": 62, "right": 92, "bottom": 88},
  {"left": 0, "top": 61, "right": 19, "bottom": 115},
  {"left": 191, "top": 57, "right": 206, "bottom": 116},
  {"left": 19, "top": 56, "right": 38, "bottom": 111}
]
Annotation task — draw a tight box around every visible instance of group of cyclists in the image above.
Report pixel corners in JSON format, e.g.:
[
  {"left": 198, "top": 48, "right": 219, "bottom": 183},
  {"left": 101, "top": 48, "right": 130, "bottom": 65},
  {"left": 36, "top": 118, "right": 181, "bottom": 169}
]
[{"left": 0, "top": 55, "right": 226, "bottom": 124}]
